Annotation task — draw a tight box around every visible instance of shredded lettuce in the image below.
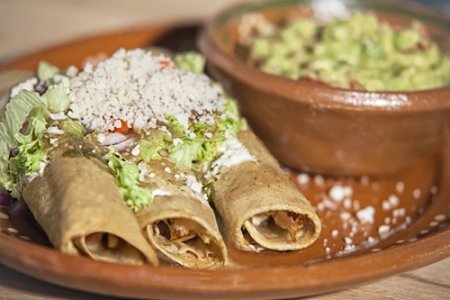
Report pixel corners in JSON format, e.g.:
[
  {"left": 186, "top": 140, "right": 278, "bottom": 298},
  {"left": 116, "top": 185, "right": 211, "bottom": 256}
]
[
  {"left": 174, "top": 52, "right": 206, "bottom": 74},
  {"left": 139, "top": 130, "right": 169, "bottom": 162},
  {"left": 15, "top": 108, "right": 48, "bottom": 145},
  {"left": 164, "top": 115, "right": 186, "bottom": 138},
  {"left": 218, "top": 99, "right": 246, "bottom": 135},
  {"left": 0, "top": 123, "right": 13, "bottom": 158},
  {"left": 61, "top": 118, "right": 86, "bottom": 137},
  {"left": 0, "top": 90, "right": 49, "bottom": 195},
  {"left": 169, "top": 141, "right": 203, "bottom": 169},
  {"left": 42, "top": 86, "right": 70, "bottom": 113},
  {"left": 3, "top": 90, "right": 46, "bottom": 147},
  {"left": 159, "top": 100, "right": 245, "bottom": 170},
  {"left": 37, "top": 61, "right": 60, "bottom": 82},
  {"left": 9, "top": 139, "right": 46, "bottom": 177},
  {"left": 105, "top": 148, "right": 152, "bottom": 210}
]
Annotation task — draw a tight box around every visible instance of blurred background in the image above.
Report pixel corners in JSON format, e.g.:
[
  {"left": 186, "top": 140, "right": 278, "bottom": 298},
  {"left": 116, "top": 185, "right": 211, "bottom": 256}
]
[{"left": 0, "top": 0, "right": 448, "bottom": 65}]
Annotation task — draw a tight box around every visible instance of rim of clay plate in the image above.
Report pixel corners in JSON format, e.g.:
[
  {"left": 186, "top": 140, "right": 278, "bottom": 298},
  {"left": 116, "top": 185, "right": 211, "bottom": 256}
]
[{"left": 0, "top": 229, "right": 448, "bottom": 299}]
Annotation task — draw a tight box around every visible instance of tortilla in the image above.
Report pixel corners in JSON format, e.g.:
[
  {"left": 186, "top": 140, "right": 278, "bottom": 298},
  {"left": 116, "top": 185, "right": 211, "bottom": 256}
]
[
  {"left": 136, "top": 161, "right": 227, "bottom": 268},
  {"left": 22, "top": 155, "right": 159, "bottom": 266},
  {"left": 212, "top": 130, "right": 321, "bottom": 251}
]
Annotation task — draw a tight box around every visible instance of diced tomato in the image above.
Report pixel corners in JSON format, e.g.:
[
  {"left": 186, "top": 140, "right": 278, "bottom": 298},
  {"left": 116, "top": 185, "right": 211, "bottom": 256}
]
[
  {"left": 110, "top": 119, "right": 130, "bottom": 134},
  {"left": 159, "top": 59, "right": 173, "bottom": 69}
]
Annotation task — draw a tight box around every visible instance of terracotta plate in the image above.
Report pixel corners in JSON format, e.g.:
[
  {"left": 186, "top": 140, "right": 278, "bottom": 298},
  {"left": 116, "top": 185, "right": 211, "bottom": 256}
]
[{"left": 0, "top": 24, "right": 449, "bottom": 299}]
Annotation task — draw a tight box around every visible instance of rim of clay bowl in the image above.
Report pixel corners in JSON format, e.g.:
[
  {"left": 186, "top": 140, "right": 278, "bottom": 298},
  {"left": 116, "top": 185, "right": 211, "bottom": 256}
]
[{"left": 199, "top": 0, "right": 450, "bottom": 112}]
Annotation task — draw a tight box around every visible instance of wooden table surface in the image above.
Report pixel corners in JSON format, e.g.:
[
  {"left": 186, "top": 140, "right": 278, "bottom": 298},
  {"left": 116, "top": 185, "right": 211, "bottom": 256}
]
[{"left": 0, "top": 0, "right": 449, "bottom": 299}]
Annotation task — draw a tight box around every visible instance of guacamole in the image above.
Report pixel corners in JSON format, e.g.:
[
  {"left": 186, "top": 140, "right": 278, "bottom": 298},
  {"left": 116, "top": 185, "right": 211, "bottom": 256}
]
[{"left": 248, "top": 12, "right": 450, "bottom": 91}]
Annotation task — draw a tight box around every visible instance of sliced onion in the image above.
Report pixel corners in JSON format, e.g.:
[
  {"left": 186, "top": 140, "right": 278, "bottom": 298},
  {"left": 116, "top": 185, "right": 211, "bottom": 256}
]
[
  {"left": 0, "top": 192, "right": 12, "bottom": 206},
  {"left": 112, "top": 138, "right": 136, "bottom": 152},
  {"left": 8, "top": 200, "right": 30, "bottom": 216},
  {"left": 101, "top": 133, "right": 128, "bottom": 147}
]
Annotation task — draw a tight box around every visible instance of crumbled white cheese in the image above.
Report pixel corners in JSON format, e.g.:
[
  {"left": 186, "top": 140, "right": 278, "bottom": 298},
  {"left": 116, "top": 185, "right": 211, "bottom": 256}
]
[
  {"left": 343, "top": 198, "right": 352, "bottom": 209},
  {"left": 378, "top": 225, "right": 390, "bottom": 238},
  {"left": 66, "top": 65, "right": 78, "bottom": 77},
  {"left": 340, "top": 212, "right": 351, "bottom": 221},
  {"left": 297, "top": 173, "right": 310, "bottom": 185},
  {"left": 382, "top": 200, "right": 391, "bottom": 211},
  {"left": 49, "top": 112, "right": 67, "bottom": 121},
  {"left": 329, "top": 185, "right": 347, "bottom": 202},
  {"left": 331, "top": 229, "right": 339, "bottom": 238},
  {"left": 395, "top": 181, "right": 405, "bottom": 193},
  {"left": 388, "top": 195, "right": 399, "bottom": 207},
  {"left": 151, "top": 189, "right": 171, "bottom": 198},
  {"left": 46, "top": 126, "right": 64, "bottom": 135},
  {"left": 316, "top": 202, "right": 325, "bottom": 211},
  {"left": 173, "top": 138, "right": 183, "bottom": 146},
  {"left": 344, "top": 237, "right": 352, "bottom": 245},
  {"left": 164, "top": 167, "right": 172, "bottom": 174},
  {"left": 69, "top": 48, "right": 227, "bottom": 132},
  {"left": 185, "top": 175, "right": 202, "bottom": 195},
  {"left": 10, "top": 77, "right": 38, "bottom": 98},
  {"left": 323, "top": 198, "right": 336, "bottom": 210},
  {"left": 314, "top": 175, "right": 325, "bottom": 186},
  {"left": 356, "top": 206, "right": 375, "bottom": 224},
  {"left": 97, "top": 133, "right": 106, "bottom": 144},
  {"left": 131, "top": 145, "right": 140, "bottom": 156},
  {"left": 412, "top": 188, "right": 421, "bottom": 199}
]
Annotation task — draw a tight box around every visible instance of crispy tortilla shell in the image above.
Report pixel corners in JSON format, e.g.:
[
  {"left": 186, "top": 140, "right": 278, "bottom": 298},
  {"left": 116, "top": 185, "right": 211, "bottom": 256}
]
[
  {"left": 136, "top": 162, "right": 227, "bottom": 269},
  {"left": 22, "top": 155, "right": 159, "bottom": 266},
  {"left": 212, "top": 130, "right": 321, "bottom": 252}
]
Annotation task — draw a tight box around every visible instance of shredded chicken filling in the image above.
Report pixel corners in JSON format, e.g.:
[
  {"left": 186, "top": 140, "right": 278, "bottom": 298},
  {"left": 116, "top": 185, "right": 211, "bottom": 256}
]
[
  {"left": 245, "top": 211, "right": 315, "bottom": 243},
  {"left": 152, "top": 218, "right": 220, "bottom": 262}
]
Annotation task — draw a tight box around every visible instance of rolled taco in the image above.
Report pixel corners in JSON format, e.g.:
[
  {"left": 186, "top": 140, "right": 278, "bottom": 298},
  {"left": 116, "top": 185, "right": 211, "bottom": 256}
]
[
  {"left": 22, "top": 154, "right": 159, "bottom": 265},
  {"left": 136, "top": 161, "right": 227, "bottom": 268},
  {"left": 211, "top": 130, "right": 321, "bottom": 252}
]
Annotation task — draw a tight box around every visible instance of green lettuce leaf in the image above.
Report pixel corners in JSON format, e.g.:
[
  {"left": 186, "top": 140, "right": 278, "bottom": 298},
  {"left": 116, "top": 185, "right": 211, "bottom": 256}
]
[
  {"left": 42, "top": 86, "right": 70, "bottom": 113},
  {"left": 164, "top": 114, "right": 186, "bottom": 138},
  {"left": 61, "top": 118, "right": 86, "bottom": 137},
  {"left": 0, "top": 90, "right": 48, "bottom": 195},
  {"left": 14, "top": 108, "right": 48, "bottom": 145},
  {"left": 218, "top": 99, "right": 246, "bottom": 135},
  {"left": 4, "top": 90, "right": 46, "bottom": 146},
  {"left": 37, "top": 61, "right": 60, "bottom": 82},
  {"left": 105, "top": 148, "right": 152, "bottom": 210},
  {"left": 9, "top": 139, "right": 46, "bottom": 177},
  {"left": 139, "top": 130, "right": 169, "bottom": 162},
  {"left": 174, "top": 52, "right": 205, "bottom": 74},
  {"left": 169, "top": 140, "right": 203, "bottom": 169},
  {"left": 0, "top": 123, "right": 13, "bottom": 159},
  {"left": 0, "top": 161, "right": 15, "bottom": 196}
]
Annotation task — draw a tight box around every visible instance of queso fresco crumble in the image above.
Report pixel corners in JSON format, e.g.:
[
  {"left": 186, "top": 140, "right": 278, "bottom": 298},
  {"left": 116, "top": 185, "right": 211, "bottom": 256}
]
[{"left": 68, "top": 48, "right": 226, "bottom": 132}]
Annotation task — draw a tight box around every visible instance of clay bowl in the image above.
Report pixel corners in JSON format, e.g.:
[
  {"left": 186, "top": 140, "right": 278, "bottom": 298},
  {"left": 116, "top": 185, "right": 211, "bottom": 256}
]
[{"left": 199, "top": 0, "right": 450, "bottom": 176}]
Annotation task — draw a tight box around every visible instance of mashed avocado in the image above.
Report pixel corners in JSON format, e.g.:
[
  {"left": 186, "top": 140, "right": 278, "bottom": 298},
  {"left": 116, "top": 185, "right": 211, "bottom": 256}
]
[{"left": 248, "top": 12, "right": 450, "bottom": 91}]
